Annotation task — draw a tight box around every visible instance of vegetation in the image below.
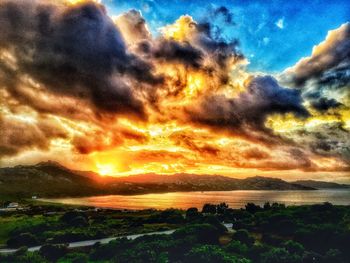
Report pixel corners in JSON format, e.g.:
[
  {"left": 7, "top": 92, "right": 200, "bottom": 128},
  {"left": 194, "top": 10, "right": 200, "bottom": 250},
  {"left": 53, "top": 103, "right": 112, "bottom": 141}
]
[
  {"left": 1, "top": 202, "right": 350, "bottom": 262},
  {"left": 0, "top": 204, "right": 180, "bottom": 248}
]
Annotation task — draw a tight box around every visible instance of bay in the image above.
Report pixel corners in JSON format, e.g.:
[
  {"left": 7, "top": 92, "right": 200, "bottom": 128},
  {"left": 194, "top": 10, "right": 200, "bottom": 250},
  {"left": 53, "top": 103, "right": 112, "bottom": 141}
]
[{"left": 41, "top": 189, "right": 350, "bottom": 210}]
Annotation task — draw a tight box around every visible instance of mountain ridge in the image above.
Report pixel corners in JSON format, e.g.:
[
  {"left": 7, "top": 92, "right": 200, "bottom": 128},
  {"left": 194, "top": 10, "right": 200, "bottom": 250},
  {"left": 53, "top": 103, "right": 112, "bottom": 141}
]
[
  {"left": 0, "top": 161, "right": 335, "bottom": 198},
  {"left": 292, "top": 180, "right": 350, "bottom": 189}
]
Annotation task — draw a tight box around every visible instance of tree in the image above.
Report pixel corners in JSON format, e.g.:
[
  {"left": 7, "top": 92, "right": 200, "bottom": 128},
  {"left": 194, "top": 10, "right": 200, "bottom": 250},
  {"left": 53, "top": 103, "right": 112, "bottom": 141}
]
[
  {"left": 186, "top": 207, "right": 201, "bottom": 221},
  {"left": 217, "top": 203, "right": 229, "bottom": 215},
  {"left": 202, "top": 204, "right": 217, "bottom": 214},
  {"left": 263, "top": 202, "right": 271, "bottom": 210},
  {"left": 160, "top": 209, "right": 185, "bottom": 224},
  {"left": 245, "top": 203, "right": 261, "bottom": 214}
]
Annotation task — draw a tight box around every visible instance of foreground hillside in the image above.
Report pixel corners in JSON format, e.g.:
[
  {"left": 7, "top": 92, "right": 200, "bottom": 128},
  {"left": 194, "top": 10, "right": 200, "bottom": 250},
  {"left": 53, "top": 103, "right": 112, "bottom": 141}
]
[
  {"left": 1, "top": 202, "right": 350, "bottom": 262},
  {"left": 0, "top": 162, "right": 315, "bottom": 198}
]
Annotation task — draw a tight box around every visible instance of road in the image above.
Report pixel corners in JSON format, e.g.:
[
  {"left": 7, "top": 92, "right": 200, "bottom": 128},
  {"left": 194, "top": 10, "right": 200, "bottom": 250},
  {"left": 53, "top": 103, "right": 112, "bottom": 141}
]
[{"left": 0, "top": 223, "right": 232, "bottom": 254}]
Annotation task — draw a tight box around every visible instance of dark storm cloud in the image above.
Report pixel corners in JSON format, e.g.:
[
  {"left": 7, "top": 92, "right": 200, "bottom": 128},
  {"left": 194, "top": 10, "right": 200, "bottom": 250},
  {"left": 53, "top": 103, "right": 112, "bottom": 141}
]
[
  {"left": 186, "top": 76, "right": 309, "bottom": 144},
  {"left": 194, "top": 21, "right": 243, "bottom": 72},
  {"left": 0, "top": 0, "right": 161, "bottom": 119},
  {"left": 302, "top": 88, "right": 343, "bottom": 111},
  {"left": 309, "top": 97, "right": 342, "bottom": 112},
  {"left": 139, "top": 14, "right": 242, "bottom": 73},
  {"left": 146, "top": 39, "right": 204, "bottom": 68},
  {"left": 0, "top": 114, "right": 67, "bottom": 157},
  {"left": 317, "top": 63, "right": 350, "bottom": 89},
  {"left": 290, "top": 121, "right": 350, "bottom": 165}
]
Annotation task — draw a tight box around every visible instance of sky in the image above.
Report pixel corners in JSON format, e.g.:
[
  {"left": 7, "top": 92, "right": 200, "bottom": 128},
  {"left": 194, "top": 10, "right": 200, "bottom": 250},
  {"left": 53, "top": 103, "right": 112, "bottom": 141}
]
[{"left": 0, "top": 0, "right": 349, "bottom": 182}]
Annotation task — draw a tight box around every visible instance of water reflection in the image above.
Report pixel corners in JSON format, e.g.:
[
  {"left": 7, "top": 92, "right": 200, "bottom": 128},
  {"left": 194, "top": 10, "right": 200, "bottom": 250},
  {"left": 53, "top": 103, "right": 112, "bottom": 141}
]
[{"left": 42, "top": 190, "right": 350, "bottom": 210}]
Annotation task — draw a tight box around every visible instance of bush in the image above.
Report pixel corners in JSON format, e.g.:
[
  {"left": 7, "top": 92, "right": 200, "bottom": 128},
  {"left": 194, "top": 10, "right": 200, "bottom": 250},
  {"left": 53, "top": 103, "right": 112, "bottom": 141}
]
[
  {"left": 149, "top": 209, "right": 185, "bottom": 224},
  {"left": 261, "top": 248, "right": 301, "bottom": 263},
  {"left": 40, "top": 244, "right": 68, "bottom": 262},
  {"left": 301, "top": 251, "right": 323, "bottom": 263},
  {"left": 324, "top": 249, "right": 344, "bottom": 263},
  {"left": 225, "top": 240, "right": 248, "bottom": 255},
  {"left": 59, "top": 252, "right": 89, "bottom": 263},
  {"left": 283, "top": 240, "right": 304, "bottom": 255},
  {"left": 185, "top": 244, "right": 251, "bottom": 263},
  {"left": 7, "top": 233, "right": 39, "bottom": 248},
  {"left": 174, "top": 224, "right": 222, "bottom": 244},
  {"left": 202, "top": 215, "right": 227, "bottom": 234},
  {"left": 232, "top": 229, "right": 254, "bottom": 246},
  {"left": 61, "top": 211, "right": 87, "bottom": 225},
  {"left": 90, "top": 238, "right": 130, "bottom": 261},
  {"left": 70, "top": 216, "right": 88, "bottom": 227}
]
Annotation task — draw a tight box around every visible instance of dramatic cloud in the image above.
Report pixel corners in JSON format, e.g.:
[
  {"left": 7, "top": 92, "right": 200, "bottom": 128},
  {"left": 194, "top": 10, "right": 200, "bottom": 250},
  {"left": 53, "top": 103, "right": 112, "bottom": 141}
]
[
  {"left": 186, "top": 76, "right": 308, "bottom": 143},
  {"left": 0, "top": 0, "right": 161, "bottom": 119},
  {"left": 283, "top": 23, "right": 350, "bottom": 112},
  {"left": 73, "top": 126, "right": 147, "bottom": 154},
  {"left": 284, "top": 22, "right": 350, "bottom": 87},
  {"left": 293, "top": 122, "right": 350, "bottom": 165},
  {"left": 0, "top": 113, "right": 67, "bottom": 157},
  {"left": 0, "top": 0, "right": 349, "bottom": 178},
  {"left": 114, "top": 9, "right": 151, "bottom": 45}
]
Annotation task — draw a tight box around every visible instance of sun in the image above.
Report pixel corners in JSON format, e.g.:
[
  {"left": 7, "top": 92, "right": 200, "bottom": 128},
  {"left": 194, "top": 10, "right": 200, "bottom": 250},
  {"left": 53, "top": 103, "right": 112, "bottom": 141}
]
[{"left": 96, "top": 163, "right": 115, "bottom": 176}]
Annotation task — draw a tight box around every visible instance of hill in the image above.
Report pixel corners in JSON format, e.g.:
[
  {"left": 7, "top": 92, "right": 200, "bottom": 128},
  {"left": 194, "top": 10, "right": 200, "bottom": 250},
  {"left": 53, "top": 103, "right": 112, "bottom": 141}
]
[
  {"left": 0, "top": 162, "right": 314, "bottom": 198},
  {"left": 113, "top": 174, "right": 314, "bottom": 191},
  {"left": 293, "top": 180, "right": 350, "bottom": 189}
]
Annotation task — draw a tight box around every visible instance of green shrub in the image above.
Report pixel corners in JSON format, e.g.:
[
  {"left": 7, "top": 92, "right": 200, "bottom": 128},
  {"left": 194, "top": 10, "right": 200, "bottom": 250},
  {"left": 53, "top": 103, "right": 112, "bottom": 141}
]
[
  {"left": 7, "top": 233, "right": 39, "bottom": 248},
  {"left": 186, "top": 244, "right": 250, "bottom": 263},
  {"left": 40, "top": 244, "right": 68, "bottom": 262},
  {"left": 232, "top": 229, "right": 254, "bottom": 246},
  {"left": 261, "top": 248, "right": 301, "bottom": 263}
]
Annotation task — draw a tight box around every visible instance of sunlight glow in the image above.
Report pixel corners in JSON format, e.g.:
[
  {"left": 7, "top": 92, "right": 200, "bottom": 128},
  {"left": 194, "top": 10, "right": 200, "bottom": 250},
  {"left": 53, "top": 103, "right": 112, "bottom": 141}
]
[{"left": 96, "top": 163, "right": 116, "bottom": 176}]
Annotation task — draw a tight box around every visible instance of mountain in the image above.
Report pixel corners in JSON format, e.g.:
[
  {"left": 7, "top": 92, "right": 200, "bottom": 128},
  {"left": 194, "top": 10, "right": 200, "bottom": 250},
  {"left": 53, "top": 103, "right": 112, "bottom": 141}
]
[
  {"left": 293, "top": 180, "right": 350, "bottom": 189},
  {"left": 0, "top": 162, "right": 314, "bottom": 198},
  {"left": 0, "top": 161, "right": 101, "bottom": 198},
  {"left": 113, "top": 174, "right": 314, "bottom": 191}
]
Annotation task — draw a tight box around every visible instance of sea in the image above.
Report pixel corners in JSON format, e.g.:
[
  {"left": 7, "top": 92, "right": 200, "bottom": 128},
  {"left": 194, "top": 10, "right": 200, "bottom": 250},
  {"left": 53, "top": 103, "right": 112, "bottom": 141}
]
[{"left": 41, "top": 189, "right": 350, "bottom": 210}]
